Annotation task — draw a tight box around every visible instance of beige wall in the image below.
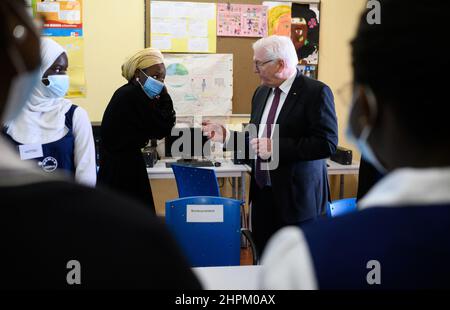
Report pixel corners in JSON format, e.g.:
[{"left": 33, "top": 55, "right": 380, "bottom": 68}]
[
  {"left": 318, "top": 0, "right": 366, "bottom": 199},
  {"left": 71, "top": 0, "right": 145, "bottom": 122},
  {"left": 319, "top": 0, "right": 365, "bottom": 155},
  {"left": 76, "top": 0, "right": 367, "bottom": 206}
]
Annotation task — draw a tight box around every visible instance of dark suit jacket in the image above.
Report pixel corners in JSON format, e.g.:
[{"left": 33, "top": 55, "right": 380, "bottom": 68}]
[
  {"left": 98, "top": 82, "right": 175, "bottom": 212},
  {"left": 230, "top": 70, "right": 338, "bottom": 224}
]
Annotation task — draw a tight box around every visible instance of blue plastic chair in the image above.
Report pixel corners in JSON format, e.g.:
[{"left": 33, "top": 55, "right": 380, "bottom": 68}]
[
  {"left": 165, "top": 196, "right": 242, "bottom": 267},
  {"left": 171, "top": 164, "right": 220, "bottom": 197},
  {"left": 326, "top": 198, "right": 357, "bottom": 217}
]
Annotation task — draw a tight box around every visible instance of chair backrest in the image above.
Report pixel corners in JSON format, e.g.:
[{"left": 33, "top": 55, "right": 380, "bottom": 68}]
[
  {"left": 327, "top": 198, "right": 357, "bottom": 217},
  {"left": 171, "top": 164, "right": 220, "bottom": 197},
  {"left": 165, "top": 196, "right": 241, "bottom": 267}
]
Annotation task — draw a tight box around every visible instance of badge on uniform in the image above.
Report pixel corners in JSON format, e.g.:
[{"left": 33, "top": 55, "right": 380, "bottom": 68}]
[{"left": 18, "top": 144, "right": 43, "bottom": 160}]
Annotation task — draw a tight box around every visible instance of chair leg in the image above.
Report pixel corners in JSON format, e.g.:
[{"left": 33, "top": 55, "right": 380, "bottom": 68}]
[
  {"left": 240, "top": 202, "right": 249, "bottom": 248},
  {"left": 241, "top": 228, "right": 259, "bottom": 265}
]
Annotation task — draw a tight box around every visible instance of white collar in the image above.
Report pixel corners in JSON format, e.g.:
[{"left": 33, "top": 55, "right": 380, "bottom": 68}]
[
  {"left": 359, "top": 167, "right": 450, "bottom": 210},
  {"left": 275, "top": 71, "right": 297, "bottom": 95}
]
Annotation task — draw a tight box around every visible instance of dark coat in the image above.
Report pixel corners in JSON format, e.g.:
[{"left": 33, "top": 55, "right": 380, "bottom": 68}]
[
  {"left": 232, "top": 71, "right": 338, "bottom": 224},
  {"left": 98, "top": 82, "right": 175, "bottom": 213}
]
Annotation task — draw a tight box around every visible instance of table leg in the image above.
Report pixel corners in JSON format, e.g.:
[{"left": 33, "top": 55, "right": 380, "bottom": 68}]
[
  {"left": 232, "top": 177, "right": 236, "bottom": 199},
  {"left": 339, "top": 175, "right": 345, "bottom": 199},
  {"left": 240, "top": 172, "right": 250, "bottom": 248},
  {"left": 241, "top": 171, "right": 246, "bottom": 203}
]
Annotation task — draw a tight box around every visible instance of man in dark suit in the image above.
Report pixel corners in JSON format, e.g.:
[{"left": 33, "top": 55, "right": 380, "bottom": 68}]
[{"left": 203, "top": 35, "right": 338, "bottom": 255}]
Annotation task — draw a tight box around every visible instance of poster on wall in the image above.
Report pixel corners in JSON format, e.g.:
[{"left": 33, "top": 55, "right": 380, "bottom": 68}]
[
  {"left": 262, "top": 1, "right": 320, "bottom": 79},
  {"left": 263, "top": 1, "right": 291, "bottom": 36},
  {"left": 31, "top": 1, "right": 86, "bottom": 98},
  {"left": 217, "top": 3, "right": 268, "bottom": 37},
  {"left": 291, "top": 2, "right": 320, "bottom": 66},
  {"left": 150, "top": 1, "right": 217, "bottom": 53},
  {"left": 163, "top": 54, "right": 233, "bottom": 116},
  {"left": 32, "top": 0, "right": 83, "bottom": 37}
]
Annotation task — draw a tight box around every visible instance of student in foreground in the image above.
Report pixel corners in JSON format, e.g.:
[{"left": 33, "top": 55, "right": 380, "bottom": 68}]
[
  {"left": 0, "top": 0, "right": 200, "bottom": 290},
  {"left": 260, "top": 0, "right": 450, "bottom": 289}
]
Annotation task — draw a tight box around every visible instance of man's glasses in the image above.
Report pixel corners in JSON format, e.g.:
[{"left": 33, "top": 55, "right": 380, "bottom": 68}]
[{"left": 254, "top": 59, "right": 276, "bottom": 70}]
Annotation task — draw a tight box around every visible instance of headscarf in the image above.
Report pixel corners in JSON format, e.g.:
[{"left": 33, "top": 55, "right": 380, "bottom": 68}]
[
  {"left": 121, "top": 47, "right": 164, "bottom": 81},
  {"left": 6, "top": 38, "right": 72, "bottom": 144}
]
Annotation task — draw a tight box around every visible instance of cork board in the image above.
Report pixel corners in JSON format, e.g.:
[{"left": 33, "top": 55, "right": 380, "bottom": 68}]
[{"left": 145, "top": 0, "right": 263, "bottom": 115}]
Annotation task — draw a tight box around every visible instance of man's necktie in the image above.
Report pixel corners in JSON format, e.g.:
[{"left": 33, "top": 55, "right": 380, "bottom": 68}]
[{"left": 255, "top": 87, "right": 281, "bottom": 189}]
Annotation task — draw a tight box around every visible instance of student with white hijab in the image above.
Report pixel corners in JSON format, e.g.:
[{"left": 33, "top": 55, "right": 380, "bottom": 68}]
[{"left": 4, "top": 37, "right": 96, "bottom": 186}]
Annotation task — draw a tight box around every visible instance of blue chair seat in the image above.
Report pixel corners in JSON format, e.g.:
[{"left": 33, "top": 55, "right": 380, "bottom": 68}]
[
  {"left": 171, "top": 164, "right": 220, "bottom": 197},
  {"left": 326, "top": 198, "right": 357, "bottom": 217}
]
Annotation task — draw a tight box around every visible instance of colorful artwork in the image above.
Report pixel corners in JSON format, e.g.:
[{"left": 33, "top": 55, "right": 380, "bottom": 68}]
[
  {"left": 291, "top": 3, "right": 320, "bottom": 65},
  {"left": 32, "top": 0, "right": 83, "bottom": 37},
  {"left": 31, "top": 1, "right": 86, "bottom": 98},
  {"left": 263, "top": 1, "right": 291, "bottom": 36},
  {"left": 164, "top": 54, "right": 233, "bottom": 116},
  {"left": 217, "top": 3, "right": 267, "bottom": 37}
]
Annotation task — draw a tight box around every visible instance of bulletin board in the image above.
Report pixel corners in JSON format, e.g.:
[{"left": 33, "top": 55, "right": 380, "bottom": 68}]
[
  {"left": 146, "top": 0, "right": 262, "bottom": 115},
  {"left": 145, "top": 0, "right": 320, "bottom": 115}
]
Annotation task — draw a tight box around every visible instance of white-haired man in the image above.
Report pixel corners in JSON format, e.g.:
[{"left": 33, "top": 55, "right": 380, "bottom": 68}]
[{"left": 203, "top": 35, "right": 338, "bottom": 255}]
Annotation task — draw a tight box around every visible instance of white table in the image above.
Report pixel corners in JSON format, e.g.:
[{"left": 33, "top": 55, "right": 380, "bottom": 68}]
[
  {"left": 147, "top": 159, "right": 251, "bottom": 201},
  {"left": 326, "top": 160, "right": 360, "bottom": 199},
  {"left": 238, "top": 159, "right": 360, "bottom": 200},
  {"left": 192, "top": 266, "right": 262, "bottom": 290}
]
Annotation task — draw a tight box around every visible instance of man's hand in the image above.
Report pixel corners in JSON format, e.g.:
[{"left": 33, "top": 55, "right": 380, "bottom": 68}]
[
  {"left": 250, "top": 138, "right": 272, "bottom": 160},
  {"left": 202, "top": 121, "right": 226, "bottom": 143}
]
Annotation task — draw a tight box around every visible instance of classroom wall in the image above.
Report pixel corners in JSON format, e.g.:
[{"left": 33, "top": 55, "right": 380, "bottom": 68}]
[
  {"left": 74, "top": 0, "right": 367, "bottom": 208},
  {"left": 318, "top": 0, "right": 366, "bottom": 199},
  {"left": 71, "top": 0, "right": 145, "bottom": 122}
]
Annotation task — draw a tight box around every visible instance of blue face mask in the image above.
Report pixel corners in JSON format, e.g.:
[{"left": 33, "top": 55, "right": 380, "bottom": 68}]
[
  {"left": 346, "top": 86, "right": 386, "bottom": 174},
  {"left": 44, "top": 74, "right": 70, "bottom": 98},
  {"left": 137, "top": 69, "right": 164, "bottom": 99}
]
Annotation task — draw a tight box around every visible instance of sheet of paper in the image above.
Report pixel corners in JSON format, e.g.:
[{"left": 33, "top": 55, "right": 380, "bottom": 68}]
[
  {"left": 188, "top": 38, "right": 209, "bottom": 52},
  {"left": 263, "top": 1, "right": 292, "bottom": 36},
  {"left": 217, "top": 3, "right": 268, "bottom": 37},
  {"left": 150, "top": 1, "right": 216, "bottom": 53},
  {"left": 164, "top": 54, "right": 233, "bottom": 116},
  {"left": 151, "top": 36, "right": 172, "bottom": 50},
  {"left": 186, "top": 205, "right": 224, "bottom": 223}
]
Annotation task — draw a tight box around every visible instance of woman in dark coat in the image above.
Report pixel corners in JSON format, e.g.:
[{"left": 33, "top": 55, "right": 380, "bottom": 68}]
[{"left": 98, "top": 48, "right": 175, "bottom": 214}]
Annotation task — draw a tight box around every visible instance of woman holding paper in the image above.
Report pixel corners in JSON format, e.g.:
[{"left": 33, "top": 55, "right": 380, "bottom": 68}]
[{"left": 98, "top": 48, "right": 176, "bottom": 214}]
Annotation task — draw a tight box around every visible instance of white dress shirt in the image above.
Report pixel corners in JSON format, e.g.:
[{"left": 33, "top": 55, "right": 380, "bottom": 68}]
[{"left": 258, "top": 71, "right": 297, "bottom": 139}]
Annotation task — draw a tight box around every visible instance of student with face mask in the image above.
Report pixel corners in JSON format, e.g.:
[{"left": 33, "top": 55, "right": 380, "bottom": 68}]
[
  {"left": 98, "top": 48, "right": 176, "bottom": 214},
  {"left": 3, "top": 38, "right": 96, "bottom": 187}
]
